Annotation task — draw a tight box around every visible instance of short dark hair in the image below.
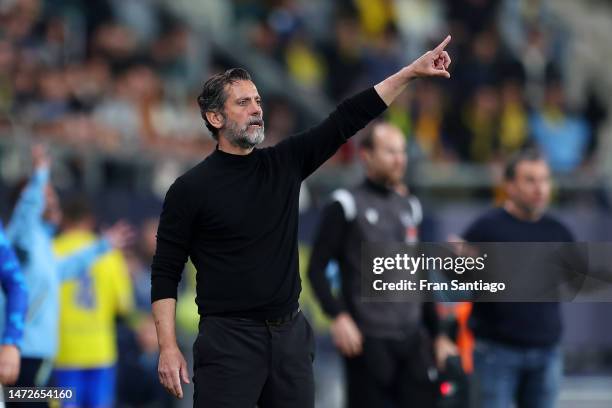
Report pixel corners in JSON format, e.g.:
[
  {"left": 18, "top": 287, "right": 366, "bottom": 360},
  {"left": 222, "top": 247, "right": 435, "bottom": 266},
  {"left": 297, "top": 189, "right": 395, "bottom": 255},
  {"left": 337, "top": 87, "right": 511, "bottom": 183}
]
[
  {"left": 62, "top": 193, "right": 94, "bottom": 224},
  {"left": 504, "top": 148, "right": 546, "bottom": 181},
  {"left": 197, "top": 68, "right": 252, "bottom": 140}
]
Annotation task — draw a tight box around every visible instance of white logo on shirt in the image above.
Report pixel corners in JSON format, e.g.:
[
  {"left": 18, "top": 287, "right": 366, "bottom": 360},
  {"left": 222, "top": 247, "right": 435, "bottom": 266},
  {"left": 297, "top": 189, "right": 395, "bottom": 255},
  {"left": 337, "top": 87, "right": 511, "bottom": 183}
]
[{"left": 365, "top": 208, "right": 379, "bottom": 224}]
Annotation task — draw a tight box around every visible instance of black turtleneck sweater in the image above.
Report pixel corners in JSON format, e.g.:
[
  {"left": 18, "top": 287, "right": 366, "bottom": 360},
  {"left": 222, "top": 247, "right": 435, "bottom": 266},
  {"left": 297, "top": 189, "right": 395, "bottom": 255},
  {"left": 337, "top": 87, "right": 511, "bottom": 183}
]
[{"left": 150, "top": 87, "right": 387, "bottom": 319}]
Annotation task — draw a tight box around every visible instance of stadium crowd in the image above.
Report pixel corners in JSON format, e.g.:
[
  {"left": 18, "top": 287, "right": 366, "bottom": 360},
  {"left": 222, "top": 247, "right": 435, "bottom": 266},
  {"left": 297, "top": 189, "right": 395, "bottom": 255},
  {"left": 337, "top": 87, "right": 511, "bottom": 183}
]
[{"left": 0, "top": 0, "right": 607, "bottom": 173}]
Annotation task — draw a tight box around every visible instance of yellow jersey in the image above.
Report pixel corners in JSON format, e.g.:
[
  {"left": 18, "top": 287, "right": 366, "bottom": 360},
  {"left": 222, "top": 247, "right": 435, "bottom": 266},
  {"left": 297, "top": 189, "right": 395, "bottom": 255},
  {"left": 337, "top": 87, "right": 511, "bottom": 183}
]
[{"left": 53, "top": 230, "right": 133, "bottom": 368}]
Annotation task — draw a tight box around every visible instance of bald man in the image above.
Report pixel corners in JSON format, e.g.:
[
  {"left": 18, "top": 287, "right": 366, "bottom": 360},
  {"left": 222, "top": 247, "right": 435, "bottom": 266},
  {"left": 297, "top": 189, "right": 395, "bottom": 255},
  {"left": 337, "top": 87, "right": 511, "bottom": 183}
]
[{"left": 307, "top": 122, "right": 456, "bottom": 407}]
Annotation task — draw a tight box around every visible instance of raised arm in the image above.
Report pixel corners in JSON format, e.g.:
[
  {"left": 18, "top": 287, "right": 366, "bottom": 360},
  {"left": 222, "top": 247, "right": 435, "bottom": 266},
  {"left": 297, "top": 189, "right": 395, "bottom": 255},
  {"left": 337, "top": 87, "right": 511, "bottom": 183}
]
[
  {"left": 6, "top": 145, "right": 51, "bottom": 240},
  {"left": 56, "top": 221, "right": 134, "bottom": 282},
  {"left": 276, "top": 36, "right": 452, "bottom": 180},
  {"left": 56, "top": 239, "right": 111, "bottom": 281}
]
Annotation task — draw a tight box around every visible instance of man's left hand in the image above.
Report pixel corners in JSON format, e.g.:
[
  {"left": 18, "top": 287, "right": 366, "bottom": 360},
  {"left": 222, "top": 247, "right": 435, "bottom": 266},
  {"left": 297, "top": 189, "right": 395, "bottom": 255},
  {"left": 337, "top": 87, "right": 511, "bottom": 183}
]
[{"left": 434, "top": 334, "right": 459, "bottom": 371}]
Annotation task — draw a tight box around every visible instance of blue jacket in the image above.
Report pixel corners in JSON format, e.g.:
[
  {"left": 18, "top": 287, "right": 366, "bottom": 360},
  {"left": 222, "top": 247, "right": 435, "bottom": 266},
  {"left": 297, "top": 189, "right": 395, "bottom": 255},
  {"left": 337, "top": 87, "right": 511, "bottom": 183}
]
[
  {"left": 0, "top": 222, "right": 27, "bottom": 347},
  {"left": 3, "top": 167, "right": 111, "bottom": 359}
]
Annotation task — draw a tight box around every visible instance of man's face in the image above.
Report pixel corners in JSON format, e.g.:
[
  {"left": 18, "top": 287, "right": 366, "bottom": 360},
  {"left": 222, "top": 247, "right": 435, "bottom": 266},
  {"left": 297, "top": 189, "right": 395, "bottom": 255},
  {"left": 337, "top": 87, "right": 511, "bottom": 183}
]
[
  {"left": 220, "top": 80, "right": 265, "bottom": 149},
  {"left": 506, "top": 159, "right": 551, "bottom": 217},
  {"left": 362, "top": 125, "right": 407, "bottom": 186}
]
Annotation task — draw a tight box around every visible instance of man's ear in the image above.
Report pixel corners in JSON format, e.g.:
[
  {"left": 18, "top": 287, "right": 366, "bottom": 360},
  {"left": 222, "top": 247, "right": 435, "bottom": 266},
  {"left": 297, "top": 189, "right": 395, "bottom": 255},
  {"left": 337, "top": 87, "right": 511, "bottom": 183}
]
[
  {"left": 359, "top": 147, "right": 371, "bottom": 165},
  {"left": 206, "top": 111, "right": 224, "bottom": 130}
]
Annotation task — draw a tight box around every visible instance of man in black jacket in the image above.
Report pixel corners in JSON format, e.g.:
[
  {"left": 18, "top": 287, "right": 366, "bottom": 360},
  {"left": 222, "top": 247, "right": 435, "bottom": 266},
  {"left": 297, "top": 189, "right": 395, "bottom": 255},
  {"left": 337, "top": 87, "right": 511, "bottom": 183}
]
[
  {"left": 151, "top": 36, "right": 452, "bottom": 407},
  {"left": 307, "top": 122, "right": 457, "bottom": 407}
]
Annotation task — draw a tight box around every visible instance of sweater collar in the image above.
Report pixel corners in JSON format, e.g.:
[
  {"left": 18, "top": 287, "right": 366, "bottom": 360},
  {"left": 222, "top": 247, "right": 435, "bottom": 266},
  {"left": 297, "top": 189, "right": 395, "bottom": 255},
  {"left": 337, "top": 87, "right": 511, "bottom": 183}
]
[{"left": 212, "top": 144, "right": 258, "bottom": 165}]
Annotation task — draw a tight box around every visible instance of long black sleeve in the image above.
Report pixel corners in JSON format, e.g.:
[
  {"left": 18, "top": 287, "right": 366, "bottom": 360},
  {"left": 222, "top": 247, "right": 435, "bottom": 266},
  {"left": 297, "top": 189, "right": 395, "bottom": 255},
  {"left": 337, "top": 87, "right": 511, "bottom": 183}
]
[
  {"left": 276, "top": 87, "right": 387, "bottom": 181},
  {"left": 307, "top": 201, "right": 348, "bottom": 318},
  {"left": 150, "top": 178, "right": 196, "bottom": 301}
]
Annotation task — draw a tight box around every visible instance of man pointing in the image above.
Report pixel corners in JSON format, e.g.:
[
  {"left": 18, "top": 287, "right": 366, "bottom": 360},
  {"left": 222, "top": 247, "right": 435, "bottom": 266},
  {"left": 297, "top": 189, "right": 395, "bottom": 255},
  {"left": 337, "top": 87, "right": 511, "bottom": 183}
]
[{"left": 151, "top": 36, "right": 452, "bottom": 407}]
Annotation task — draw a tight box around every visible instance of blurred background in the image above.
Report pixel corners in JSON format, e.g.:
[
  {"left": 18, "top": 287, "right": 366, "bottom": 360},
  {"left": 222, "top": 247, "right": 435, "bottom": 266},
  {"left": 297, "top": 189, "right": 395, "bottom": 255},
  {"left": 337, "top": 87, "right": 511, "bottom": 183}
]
[{"left": 1, "top": 0, "right": 612, "bottom": 406}]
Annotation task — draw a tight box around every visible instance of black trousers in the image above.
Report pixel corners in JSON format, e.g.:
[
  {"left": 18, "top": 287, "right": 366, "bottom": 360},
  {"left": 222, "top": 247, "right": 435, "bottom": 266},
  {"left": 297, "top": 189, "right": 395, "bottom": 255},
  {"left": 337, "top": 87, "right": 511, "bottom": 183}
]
[
  {"left": 344, "top": 331, "right": 436, "bottom": 408},
  {"left": 193, "top": 311, "right": 315, "bottom": 408}
]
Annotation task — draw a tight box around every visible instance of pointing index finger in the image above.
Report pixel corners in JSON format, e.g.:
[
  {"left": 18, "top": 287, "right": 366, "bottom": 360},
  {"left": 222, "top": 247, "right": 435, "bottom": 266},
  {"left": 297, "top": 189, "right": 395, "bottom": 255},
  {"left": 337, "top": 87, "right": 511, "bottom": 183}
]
[{"left": 434, "top": 35, "right": 452, "bottom": 53}]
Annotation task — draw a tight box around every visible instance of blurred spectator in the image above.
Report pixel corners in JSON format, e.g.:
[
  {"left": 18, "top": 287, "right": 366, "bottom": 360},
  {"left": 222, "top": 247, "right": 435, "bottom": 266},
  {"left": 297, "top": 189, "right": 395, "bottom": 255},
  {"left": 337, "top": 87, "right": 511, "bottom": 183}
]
[
  {"left": 384, "top": 88, "right": 413, "bottom": 146},
  {"left": 38, "top": 15, "right": 73, "bottom": 67},
  {"left": 146, "top": 92, "right": 213, "bottom": 159},
  {"left": 4, "top": 145, "right": 133, "bottom": 390},
  {"left": 1, "top": 0, "right": 42, "bottom": 46},
  {"left": 321, "top": 14, "right": 366, "bottom": 100},
  {"left": 109, "top": 0, "right": 161, "bottom": 45},
  {"left": 393, "top": 0, "right": 444, "bottom": 60},
  {"left": 521, "top": 27, "right": 555, "bottom": 106},
  {"left": 68, "top": 59, "right": 113, "bottom": 112},
  {"left": 363, "top": 23, "right": 404, "bottom": 85},
  {"left": 29, "top": 68, "right": 71, "bottom": 124},
  {"left": 249, "top": 19, "right": 282, "bottom": 60},
  {"left": 500, "top": 0, "right": 549, "bottom": 51},
  {"left": 499, "top": 80, "right": 529, "bottom": 155},
  {"left": 462, "top": 150, "right": 572, "bottom": 408},
  {"left": 90, "top": 22, "right": 140, "bottom": 73},
  {"left": 93, "top": 65, "right": 159, "bottom": 152},
  {"left": 457, "top": 29, "right": 504, "bottom": 94},
  {"left": 354, "top": 0, "right": 396, "bottom": 39},
  {"left": 444, "top": 0, "right": 498, "bottom": 38},
  {"left": 530, "top": 81, "right": 590, "bottom": 173},
  {"left": 498, "top": 0, "right": 569, "bottom": 110},
  {"left": 52, "top": 194, "right": 134, "bottom": 408},
  {"left": 128, "top": 218, "right": 158, "bottom": 310},
  {"left": 151, "top": 25, "right": 196, "bottom": 94},
  {"left": 464, "top": 85, "right": 501, "bottom": 163},
  {"left": 0, "top": 0, "right": 606, "bottom": 205},
  {"left": 412, "top": 82, "right": 447, "bottom": 160},
  {"left": 10, "top": 56, "right": 39, "bottom": 117},
  {"left": 284, "top": 32, "right": 326, "bottom": 90},
  {"left": 0, "top": 50, "right": 14, "bottom": 129}
]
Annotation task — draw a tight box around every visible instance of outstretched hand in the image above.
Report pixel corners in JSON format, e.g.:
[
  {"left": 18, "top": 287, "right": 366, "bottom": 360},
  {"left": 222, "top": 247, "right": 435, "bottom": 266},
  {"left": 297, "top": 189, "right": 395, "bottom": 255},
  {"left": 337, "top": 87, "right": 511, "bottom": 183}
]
[
  {"left": 103, "top": 220, "right": 135, "bottom": 250},
  {"left": 408, "top": 35, "right": 452, "bottom": 79}
]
